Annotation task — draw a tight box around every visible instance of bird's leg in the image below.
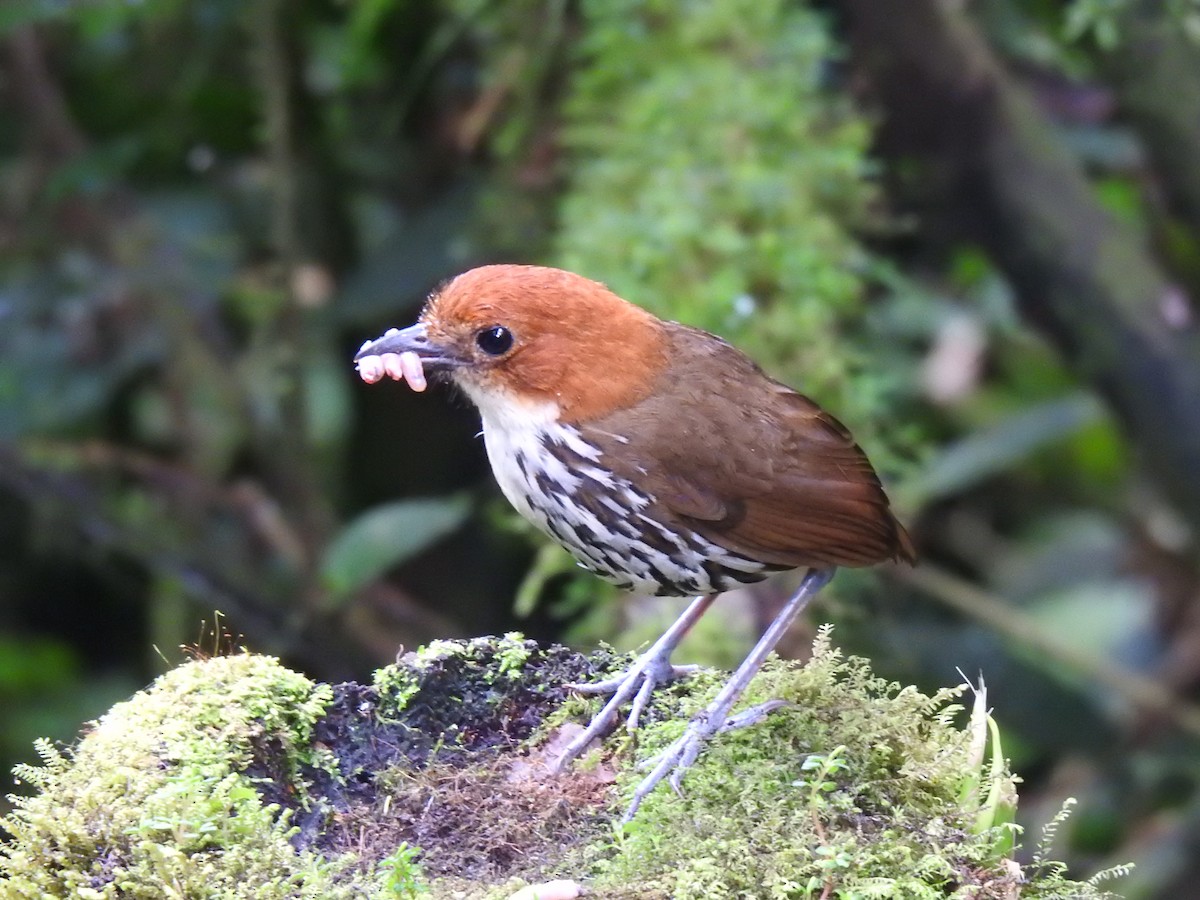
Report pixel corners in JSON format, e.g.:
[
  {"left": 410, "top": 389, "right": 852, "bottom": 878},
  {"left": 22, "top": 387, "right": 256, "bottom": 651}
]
[
  {"left": 622, "top": 567, "right": 836, "bottom": 823},
  {"left": 553, "top": 594, "right": 717, "bottom": 773}
]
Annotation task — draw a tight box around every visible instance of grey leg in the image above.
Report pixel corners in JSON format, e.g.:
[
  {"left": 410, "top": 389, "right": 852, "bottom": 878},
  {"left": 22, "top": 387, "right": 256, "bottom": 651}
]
[
  {"left": 622, "top": 568, "right": 836, "bottom": 823},
  {"left": 552, "top": 594, "right": 716, "bottom": 773}
]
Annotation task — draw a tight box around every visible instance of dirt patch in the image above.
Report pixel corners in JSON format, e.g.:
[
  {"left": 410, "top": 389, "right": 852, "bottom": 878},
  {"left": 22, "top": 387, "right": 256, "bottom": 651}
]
[
  {"left": 327, "top": 750, "right": 614, "bottom": 882},
  {"left": 247, "top": 638, "right": 625, "bottom": 884}
]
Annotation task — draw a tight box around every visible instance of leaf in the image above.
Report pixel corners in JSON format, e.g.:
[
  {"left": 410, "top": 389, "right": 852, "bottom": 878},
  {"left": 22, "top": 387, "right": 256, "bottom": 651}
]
[
  {"left": 979, "top": 713, "right": 1018, "bottom": 857},
  {"left": 511, "top": 541, "right": 577, "bottom": 618},
  {"left": 1021, "top": 579, "right": 1154, "bottom": 681},
  {"left": 900, "top": 393, "right": 1105, "bottom": 506},
  {"left": 320, "top": 496, "right": 471, "bottom": 598}
]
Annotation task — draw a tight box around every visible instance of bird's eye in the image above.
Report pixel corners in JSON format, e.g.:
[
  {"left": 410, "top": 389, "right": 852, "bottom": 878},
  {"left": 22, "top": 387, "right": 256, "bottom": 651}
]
[{"left": 475, "top": 325, "right": 513, "bottom": 356}]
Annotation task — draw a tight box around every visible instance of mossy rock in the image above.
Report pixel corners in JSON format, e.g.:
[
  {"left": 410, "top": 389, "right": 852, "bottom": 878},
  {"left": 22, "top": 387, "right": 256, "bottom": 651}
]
[{"left": 1, "top": 631, "right": 1121, "bottom": 898}]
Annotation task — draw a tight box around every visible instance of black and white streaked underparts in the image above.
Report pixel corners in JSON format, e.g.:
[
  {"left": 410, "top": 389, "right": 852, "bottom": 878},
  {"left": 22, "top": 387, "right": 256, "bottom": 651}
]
[{"left": 484, "top": 414, "right": 780, "bottom": 597}]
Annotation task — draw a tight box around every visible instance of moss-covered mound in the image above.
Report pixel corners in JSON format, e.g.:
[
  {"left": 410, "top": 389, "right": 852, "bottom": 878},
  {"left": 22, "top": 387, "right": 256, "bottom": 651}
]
[
  {"left": 1, "top": 632, "right": 1122, "bottom": 899},
  {"left": 0, "top": 653, "right": 348, "bottom": 898}
]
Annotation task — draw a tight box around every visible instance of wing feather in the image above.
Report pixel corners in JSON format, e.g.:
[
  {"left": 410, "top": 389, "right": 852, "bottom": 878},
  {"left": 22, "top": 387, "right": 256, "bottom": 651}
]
[{"left": 583, "top": 323, "right": 915, "bottom": 570}]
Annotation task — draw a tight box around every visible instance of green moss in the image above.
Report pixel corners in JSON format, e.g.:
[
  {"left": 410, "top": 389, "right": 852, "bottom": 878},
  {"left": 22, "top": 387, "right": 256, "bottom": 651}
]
[
  {"left": 373, "top": 663, "right": 422, "bottom": 717},
  {"left": 494, "top": 632, "right": 534, "bottom": 678},
  {"left": 572, "top": 631, "right": 982, "bottom": 896},
  {"left": 414, "top": 638, "right": 472, "bottom": 665},
  {"left": 564, "top": 628, "right": 1120, "bottom": 899},
  {"left": 1, "top": 638, "right": 1124, "bottom": 899},
  {"left": 413, "top": 633, "right": 530, "bottom": 675},
  {"left": 374, "top": 633, "right": 543, "bottom": 723},
  {"left": 0, "top": 653, "right": 353, "bottom": 899},
  {"left": 554, "top": 0, "right": 903, "bottom": 455}
]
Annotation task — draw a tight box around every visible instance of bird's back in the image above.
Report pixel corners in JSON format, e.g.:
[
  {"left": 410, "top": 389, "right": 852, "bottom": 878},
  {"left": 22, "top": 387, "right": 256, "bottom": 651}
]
[{"left": 571, "top": 322, "right": 915, "bottom": 576}]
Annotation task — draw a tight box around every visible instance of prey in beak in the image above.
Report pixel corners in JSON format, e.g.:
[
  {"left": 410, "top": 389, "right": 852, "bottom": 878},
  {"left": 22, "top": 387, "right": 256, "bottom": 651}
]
[{"left": 354, "top": 322, "right": 457, "bottom": 392}]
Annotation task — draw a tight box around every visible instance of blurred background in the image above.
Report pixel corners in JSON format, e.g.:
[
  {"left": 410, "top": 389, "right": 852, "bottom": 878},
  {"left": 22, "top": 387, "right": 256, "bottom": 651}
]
[{"left": 2, "top": 0, "right": 1200, "bottom": 893}]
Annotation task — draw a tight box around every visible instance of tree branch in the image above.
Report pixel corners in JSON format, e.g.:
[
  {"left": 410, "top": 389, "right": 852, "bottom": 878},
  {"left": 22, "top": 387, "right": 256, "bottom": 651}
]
[
  {"left": 250, "top": 0, "right": 334, "bottom": 599},
  {"left": 1100, "top": 0, "right": 1200, "bottom": 299},
  {"left": 841, "top": 0, "right": 1200, "bottom": 534},
  {"left": 1, "top": 26, "right": 87, "bottom": 163}
]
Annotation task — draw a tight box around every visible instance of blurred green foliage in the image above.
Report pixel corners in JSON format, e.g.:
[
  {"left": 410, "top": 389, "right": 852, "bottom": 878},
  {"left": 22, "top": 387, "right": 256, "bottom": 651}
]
[
  {"left": 321, "top": 496, "right": 470, "bottom": 600},
  {"left": 557, "top": 0, "right": 883, "bottom": 427},
  {"left": 3, "top": 0, "right": 1200, "bottom": 894},
  {"left": 1065, "top": 0, "right": 1200, "bottom": 45}
]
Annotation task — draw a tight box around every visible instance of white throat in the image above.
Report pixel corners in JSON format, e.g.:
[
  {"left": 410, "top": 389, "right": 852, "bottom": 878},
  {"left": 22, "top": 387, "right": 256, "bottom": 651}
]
[{"left": 459, "top": 381, "right": 565, "bottom": 520}]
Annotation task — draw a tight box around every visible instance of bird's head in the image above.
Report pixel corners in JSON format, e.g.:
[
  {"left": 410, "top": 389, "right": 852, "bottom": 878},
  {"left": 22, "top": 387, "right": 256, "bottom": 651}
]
[{"left": 355, "top": 265, "right": 669, "bottom": 423}]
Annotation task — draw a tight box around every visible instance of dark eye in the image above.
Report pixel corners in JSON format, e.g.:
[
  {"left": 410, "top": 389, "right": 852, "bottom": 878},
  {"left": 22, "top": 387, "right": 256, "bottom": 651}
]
[{"left": 475, "top": 325, "right": 513, "bottom": 356}]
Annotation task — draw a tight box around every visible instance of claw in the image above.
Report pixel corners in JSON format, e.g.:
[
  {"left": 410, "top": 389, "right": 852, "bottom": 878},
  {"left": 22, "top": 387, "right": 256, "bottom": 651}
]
[
  {"left": 553, "top": 596, "right": 716, "bottom": 773},
  {"left": 621, "top": 701, "right": 788, "bottom": 823},
  {"left": 552, "top": 657, "right": 701, "bottom": 772},
  {"left": 619, "top": 569, "right": 836, "bottom": 823}
]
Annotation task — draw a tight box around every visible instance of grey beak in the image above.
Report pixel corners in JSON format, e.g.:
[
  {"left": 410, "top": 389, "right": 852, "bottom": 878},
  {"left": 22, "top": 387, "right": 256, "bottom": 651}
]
[{"left": 353, "top": 322, "right": 463, "bottom": 369}]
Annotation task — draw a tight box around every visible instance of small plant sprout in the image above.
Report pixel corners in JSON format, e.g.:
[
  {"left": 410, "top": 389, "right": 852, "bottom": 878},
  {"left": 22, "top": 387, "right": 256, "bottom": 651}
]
[
  {"left": 1031, "top": 798, "right": 1136, "bottom": 890},
  {"left": 795, "top": 745, "right": 852, "bottom": 897},
  {"left": 796, "top": 746, "right": 850, "bottom": 797},
  {"left": 795, "top": 744, "right": 851, "bottom": 835},
  {"left": 957, "top": 673, "right": 1019, "bottom": 858},
  {"left": 378, "top": 841, "right": 427, "bottom": 899},
  {"left": 496, "top": 632, "right": 533, "bottom": 677}
]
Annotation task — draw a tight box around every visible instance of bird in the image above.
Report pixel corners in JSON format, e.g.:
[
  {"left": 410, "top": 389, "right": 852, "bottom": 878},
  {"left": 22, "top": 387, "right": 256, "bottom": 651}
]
[{"left": 354, "top": 264, "right": 914, "bottom": 820}]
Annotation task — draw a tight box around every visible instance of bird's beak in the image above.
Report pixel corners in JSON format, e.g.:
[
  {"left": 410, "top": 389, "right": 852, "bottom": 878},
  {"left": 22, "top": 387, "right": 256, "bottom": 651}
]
[
  {"left": 354, "top": 322, "right": 466, "bottom": 390},
  {"left": 353, "top": 322, "right": 463, "bottom": 370}
]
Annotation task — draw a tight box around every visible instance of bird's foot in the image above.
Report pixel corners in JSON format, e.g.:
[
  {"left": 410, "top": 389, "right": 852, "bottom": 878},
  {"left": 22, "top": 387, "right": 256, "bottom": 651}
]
[
  {"left": 621, "top": 698, "right": 791, "bottom": 823},
  {"left": 567, "top": 658, "right": 702, "bottom": 733},
  {"left": 552, "top": 648, "right": 700, "bottom": 773}
]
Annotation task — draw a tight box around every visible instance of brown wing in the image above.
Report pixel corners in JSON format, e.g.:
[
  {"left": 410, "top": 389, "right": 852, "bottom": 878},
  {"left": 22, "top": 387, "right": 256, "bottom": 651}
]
[{"left": 585, "top": 323, "right": 915, "bottom": 570}]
